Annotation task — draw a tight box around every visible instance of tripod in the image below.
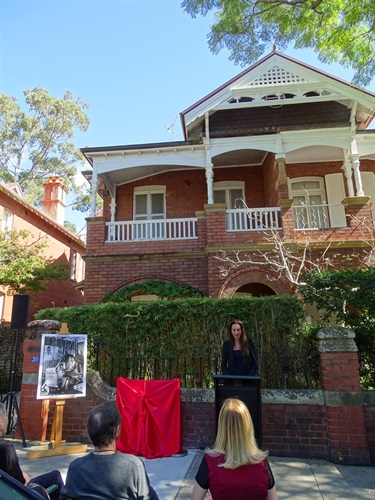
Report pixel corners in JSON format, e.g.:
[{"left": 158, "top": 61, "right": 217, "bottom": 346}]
[{"left": 2, "top": 327, "right": 27, "bottom": 447}]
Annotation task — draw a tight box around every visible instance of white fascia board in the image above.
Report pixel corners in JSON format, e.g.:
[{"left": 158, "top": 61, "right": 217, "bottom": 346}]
[
  {"left": 280, "top": 128, "right": 352, "bottom": 152},
  {"left": 210, "top": 135, "right": 281, "bottom": 156},
  {"left": 355, "top": 133, "right": 375, "bottom": 156},
  {"left": 209, "top": 128, "right": 354, "bottom": 157},
  {"left": 91, "top": 146, "right": 207, "bottom": 175}
]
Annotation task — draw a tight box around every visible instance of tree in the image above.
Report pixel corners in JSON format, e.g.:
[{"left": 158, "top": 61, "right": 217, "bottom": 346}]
[
  {"left": 0, "top": 229, "right": 69, "bottom": 293},
  {"left": 182, "top": 0, "right": 375, "bottom": 86},
  {"left": 300, "top": 267, "right": 375, "bottom": 388},
  {"left": 214, "top": 212, "right": 375, "bottom": 287},
  {"left": 0, "top": 87, "right": 90, "bottom": 210}
]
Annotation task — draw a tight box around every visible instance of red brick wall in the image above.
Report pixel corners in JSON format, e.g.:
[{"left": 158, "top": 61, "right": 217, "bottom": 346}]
[
  {"left": 263, "top": 153, "right": 278, "bottom": 207},
  {"left": 84, "top": 256, "right": 209, "bottom": 303},
  {"left": 262, "top": 403, "right": 329, "bottom": 458},
  {"left": 0, "top": 193, "right": 84, "bottom": 321},
  {"left": 34, "top": 387, "right": 375, "bottom": 465}
]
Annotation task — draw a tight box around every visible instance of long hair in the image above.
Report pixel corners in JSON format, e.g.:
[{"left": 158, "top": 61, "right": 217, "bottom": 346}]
[
  {"left": 228, "top": 320, "right": 249, "bottom": 357},
  {"left": 206, "top": 398, "right": 268, "bottom": 469}
]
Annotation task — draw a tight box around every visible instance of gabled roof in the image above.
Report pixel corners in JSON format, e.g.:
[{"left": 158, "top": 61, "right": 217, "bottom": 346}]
[
  {"left": 180, "top": 51, "right": 375, "bottom": 140},
  {"left": 0, "top": 183, "right": 85, "bottom": 248}
]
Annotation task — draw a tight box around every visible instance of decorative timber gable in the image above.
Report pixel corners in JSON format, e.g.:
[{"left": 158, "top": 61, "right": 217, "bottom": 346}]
[{"left": 181, "top": 51, "right": 375, "bottom": 141}]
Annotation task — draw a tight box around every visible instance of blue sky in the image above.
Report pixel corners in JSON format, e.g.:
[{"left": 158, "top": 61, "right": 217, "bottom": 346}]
[{"left": 1, "top": 0, "right": 374, "bottom": 233}]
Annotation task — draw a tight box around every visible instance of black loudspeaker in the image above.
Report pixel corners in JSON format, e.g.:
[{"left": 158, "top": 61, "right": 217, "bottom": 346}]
[{"left": 10, "top": 294, "right": 30, "bottom": 329}]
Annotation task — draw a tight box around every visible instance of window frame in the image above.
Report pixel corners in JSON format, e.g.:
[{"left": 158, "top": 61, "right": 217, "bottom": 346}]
[
  {"left": 133, "top": 185, "right": 166, "bottom": 221},
  {"left": 288, "top": 176, "right": 329, "bottom": 229},
  {"left": 213, "top": 181, "right": 246, "bottom": 209}
]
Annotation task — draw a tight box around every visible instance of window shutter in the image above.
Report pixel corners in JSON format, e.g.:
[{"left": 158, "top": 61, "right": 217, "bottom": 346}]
[
  {"left": 325, "top": 173, "right": 346, "bottom": 227},
  {"left": 361, "top": 172, "right": 375, "bottom": 221}
]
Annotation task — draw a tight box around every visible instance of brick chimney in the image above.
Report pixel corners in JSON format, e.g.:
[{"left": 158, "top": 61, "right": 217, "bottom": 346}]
[{"left": 42, "top": 176, "right": 67, "bottom": 225}]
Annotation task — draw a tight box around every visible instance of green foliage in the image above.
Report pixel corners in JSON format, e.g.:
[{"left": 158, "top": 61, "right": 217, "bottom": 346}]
[
  {"left": 0, "top": 87, "right": 91, "bottom": 211},
  {"left": 300, "top": 267, "right": 375, "bottom": 388},
  {"left": 0, "top": 229, "right": 69, "bottom": 293},
  {"left": 36, "top": 295, "right": 318, "bottom": 389},
  {"left": 182, "top": 0, "right": 375, "bottom": 86},
  {"left": 63, "top": 221, "right": 78, "bottom": 235},
  {"left": 300, "top": 267, "right": 375, "bottom": 322},
  {"left": 102, "top": 279, "right": 204, "bottom": 302}
]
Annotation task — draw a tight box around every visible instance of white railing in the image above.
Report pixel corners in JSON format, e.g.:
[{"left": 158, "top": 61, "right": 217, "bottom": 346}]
[
  {"left": 226, "top": 207, "right": 281, "bottom": 231},
  {"left": 106, "top": 218, "right": 198, "bottom": 242},
  {"left": 292, "top": 203, "right": 332, "bottom": 229}
]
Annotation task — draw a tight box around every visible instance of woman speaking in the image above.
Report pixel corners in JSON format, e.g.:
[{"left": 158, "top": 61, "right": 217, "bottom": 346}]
[{"left": 221, "top": 320, "right": 258, "bottom": 376}]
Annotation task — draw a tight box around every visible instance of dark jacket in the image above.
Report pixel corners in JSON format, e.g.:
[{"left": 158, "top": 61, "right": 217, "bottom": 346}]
[{"left": 221, "top": 339, "right": 258, "bottom": 376}]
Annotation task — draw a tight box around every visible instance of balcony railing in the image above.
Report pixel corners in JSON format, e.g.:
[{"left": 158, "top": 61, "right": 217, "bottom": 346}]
[
  {"left": 292, "top": 203, "right": 344, "bottom": 229},
  {"left": 226, "top": 207, "right": 281, "bottom": 231},
  {"left": 106, "top": 218, "right": 198, "bottom": 242}
]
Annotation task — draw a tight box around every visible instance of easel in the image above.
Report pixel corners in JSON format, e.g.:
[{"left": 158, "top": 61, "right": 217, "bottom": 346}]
[{"left": 26, "top": 323, "right": 88, "bottom": 460}]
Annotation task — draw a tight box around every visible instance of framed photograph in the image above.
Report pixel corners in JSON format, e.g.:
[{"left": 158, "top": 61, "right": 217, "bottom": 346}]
[{"left": 37, "top": 334, "right": 87, "bottom": 399}]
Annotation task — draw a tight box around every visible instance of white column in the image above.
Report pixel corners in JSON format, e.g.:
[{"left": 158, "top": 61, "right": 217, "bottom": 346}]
[
  {"left": 342, "top": 159, "right": 355, "bottom": 197},
  {"left": 89, "top": 172, "right": 98, "bottom": 217},
  {"left": 206, "top": 163, "right": 214, "bottom": 204},
  {"left": 110, "top": 197, "right": 116, "bottom": 222},
  {"left": 351, "top": 155, "right": 364, "bottom": 196}
]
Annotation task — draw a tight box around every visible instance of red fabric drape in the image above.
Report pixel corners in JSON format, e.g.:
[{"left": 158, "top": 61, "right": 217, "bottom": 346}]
[{"left": 116, "top": 378, "right": 181, "bottom": 459}]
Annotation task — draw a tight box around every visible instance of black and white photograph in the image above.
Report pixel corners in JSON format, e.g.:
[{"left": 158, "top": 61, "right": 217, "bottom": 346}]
[{"left": 37, "top": 334, "right": 87, "bottom": 399}]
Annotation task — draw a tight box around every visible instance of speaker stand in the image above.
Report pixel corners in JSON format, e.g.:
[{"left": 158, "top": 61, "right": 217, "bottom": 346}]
[
  {"left": 3, "top": 391, "right": 27, "bottom": 447},
  {"left": 3, "top": 327, "right": 27, "bottom": 446}
]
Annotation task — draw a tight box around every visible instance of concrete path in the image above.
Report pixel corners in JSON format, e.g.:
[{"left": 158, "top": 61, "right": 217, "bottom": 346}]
[{"left": 8, "top": 440, "right": 375, "bottom": 499}]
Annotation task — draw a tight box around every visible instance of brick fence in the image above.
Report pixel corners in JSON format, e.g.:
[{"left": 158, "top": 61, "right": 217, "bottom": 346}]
[{"left": 18, "top": 322, "right": 375, "bottom": 465}]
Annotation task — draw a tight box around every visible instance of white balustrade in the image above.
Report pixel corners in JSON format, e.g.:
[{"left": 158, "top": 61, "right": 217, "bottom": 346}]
[
  {"left": 226, "top": 207, "right": 282, "bottom": 231},
  {"left": 292, "top": 203, "right": 336, "bottom": 229},
  {"left": 106, "top": 218, "right": 198, "bottom": 242}
]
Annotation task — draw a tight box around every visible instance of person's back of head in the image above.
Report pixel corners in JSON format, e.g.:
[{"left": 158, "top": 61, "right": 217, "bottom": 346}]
[
  {"left": 87, "top": 402, "right": 121, "bottom": 448},
  {"left": 208, "top": 398, "right": 267, "bottom": 468}
]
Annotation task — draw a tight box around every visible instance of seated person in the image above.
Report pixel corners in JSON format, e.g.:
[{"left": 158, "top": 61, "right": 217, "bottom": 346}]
[
  {"left": 60, "top": 401, "right": 159, "bottom": 499},
  {"left": 191, "top": 398, "right": 278, "bottom": 500},
  {"left": 0, "top": 404, "right": 64, "bottom": 499},
  {"left": 60, "top": 354, "right": 81, "bottom": 392}
]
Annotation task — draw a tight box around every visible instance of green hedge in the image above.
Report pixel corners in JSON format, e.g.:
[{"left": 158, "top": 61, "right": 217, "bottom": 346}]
[{"left": 36, "top": 296, "right": 317, "bottom": 388}]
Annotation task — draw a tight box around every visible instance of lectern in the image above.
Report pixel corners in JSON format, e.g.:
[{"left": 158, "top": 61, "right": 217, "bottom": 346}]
[{"left": 213, "top": 375, "right": 262, "bottom": 447}]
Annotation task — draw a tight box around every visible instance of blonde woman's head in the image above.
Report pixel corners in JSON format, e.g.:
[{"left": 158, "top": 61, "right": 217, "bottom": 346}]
[{"left": 208, "top": 398, "right": 267, "bottom": 468}]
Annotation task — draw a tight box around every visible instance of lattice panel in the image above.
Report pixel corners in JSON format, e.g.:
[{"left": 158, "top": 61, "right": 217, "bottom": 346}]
[{"left": 246, "top": 66, "right": 314, "bottom": 87}]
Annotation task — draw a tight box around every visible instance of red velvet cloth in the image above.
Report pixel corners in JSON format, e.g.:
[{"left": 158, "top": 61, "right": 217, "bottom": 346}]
[{"left": 116, "top": 378, "right": 181, "bottom": 459}]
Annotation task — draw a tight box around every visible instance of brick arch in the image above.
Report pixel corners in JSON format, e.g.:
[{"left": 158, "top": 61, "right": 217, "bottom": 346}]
[
  {"left": 217, "top": 267, "right": 293, "bottom": 298},
  {"left": 108, "top": 276, "right": 178, "bottom": 296}
]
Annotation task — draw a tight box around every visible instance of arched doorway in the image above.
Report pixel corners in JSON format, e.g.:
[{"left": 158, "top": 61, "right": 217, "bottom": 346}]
[
  {"left": 234, "top": 283, "right": 276, "bottom": 297},
  {"left": 218, "top": 267, "right": 292, "bottom": 298}
]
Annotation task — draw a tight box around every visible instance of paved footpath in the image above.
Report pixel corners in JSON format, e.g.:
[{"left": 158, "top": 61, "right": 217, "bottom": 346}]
[{"left": 9, "top": 440, "right": 375, "bottom": 499}]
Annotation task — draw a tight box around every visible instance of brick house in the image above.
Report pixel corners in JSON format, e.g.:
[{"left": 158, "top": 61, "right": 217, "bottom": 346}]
[
  {"left": 81, "top": 51, "right": 375, "bottom": 303},
  {"left": 0, "top": 177, "right": 85, "bottom": 322}
]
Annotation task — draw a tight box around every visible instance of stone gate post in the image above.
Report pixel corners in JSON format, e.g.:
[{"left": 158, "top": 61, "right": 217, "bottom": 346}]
[{"left": 317, "top": 326, "right": 371, "bottom": 464}]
